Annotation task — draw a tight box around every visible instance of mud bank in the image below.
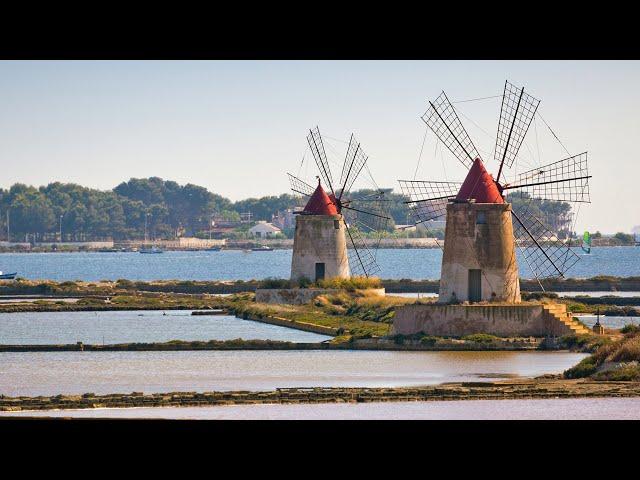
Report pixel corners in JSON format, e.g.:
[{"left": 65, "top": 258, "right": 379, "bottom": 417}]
[{"left": 2, "top": 379, "right": 640, "bottom": 413}]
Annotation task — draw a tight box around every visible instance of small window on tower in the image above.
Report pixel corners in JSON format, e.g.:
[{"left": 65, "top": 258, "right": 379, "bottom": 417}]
[
  {"left": 476, "top": 212, "right": 486, "bottom": 224},
  {"left": 334, "top": 220, "right": 340, "bottom": 229}
]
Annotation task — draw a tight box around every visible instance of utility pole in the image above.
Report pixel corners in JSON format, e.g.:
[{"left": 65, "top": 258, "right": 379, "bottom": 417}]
[{"left": 59, "top": 214, "right": 64, "bottom": 242}]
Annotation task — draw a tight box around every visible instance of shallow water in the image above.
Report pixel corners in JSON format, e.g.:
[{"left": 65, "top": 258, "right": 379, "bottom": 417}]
[
  {"left": 0, "top": 350, "right": 586, "bottom": 397},
  {"left": 575, "top": 314, "right": 640, "bottom": 330},
  {"left": 5, "top": 397, "right": 639, "bottom": 420},
  {"left": 557, "top": 291, "right": 640, "bottom": 298},
  {"left": 0, "top": 310, "right": 332, "bottom": 345},
  {"left": 0, "top": 246, "right": 638, "bottom": 281},
  {"left": 386, "top": 292, "right": 439, "bottom": 298},
  {"left": 2, "top": 294, "right": 634, "bottom": 343}
]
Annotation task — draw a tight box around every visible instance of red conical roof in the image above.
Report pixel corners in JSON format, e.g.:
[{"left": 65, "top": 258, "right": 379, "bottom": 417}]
[
  {"left": 456, "top": 158, "right": 504, "bottom": 204},
  {"left": 303, "top": 181, "right": 339, "bottom": 215}
]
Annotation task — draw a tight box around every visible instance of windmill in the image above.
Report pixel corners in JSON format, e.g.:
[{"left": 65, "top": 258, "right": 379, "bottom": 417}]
[
  {"left": 399, "top": 81, "right": 591, "bottom": 302},
  {"left": 287, "top": 126, "right": 391, "bottom": 281}
]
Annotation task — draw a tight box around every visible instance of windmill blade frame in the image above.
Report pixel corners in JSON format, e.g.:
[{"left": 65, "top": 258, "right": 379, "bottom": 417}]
[
  {"left": 344, "top": 220, "right": 382, "bottom": 278},
  {"left": 338, "top": 134, "right": 369, "bottom": 202},
  {"left": 398, "top": 180, "right": 461, "bottom": 224},
  {"left": 306, "top": 126, "right": 336, "bottom": 197},
  {"left": 421, "top": 91, "right": 481, "bottom": 169},
  {"left": 343, "top": 191, "right": 392, "bottom": 251},
  {"left": 494, "top": 80, "right": 541, "bottom": 183},
  {"left": 287, "top": 172, "right": 316, "bottom": 197},
  {"left": 511, "top": 203, "right": 580, "bottom": 280},
  {"left": 502, "top": 152, "right": 591, "bottom": 203}
]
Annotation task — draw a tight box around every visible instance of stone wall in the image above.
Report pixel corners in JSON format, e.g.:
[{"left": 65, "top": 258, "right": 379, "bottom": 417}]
[{"left": 391, "top": 303, "right": 576, "bottom": 337}]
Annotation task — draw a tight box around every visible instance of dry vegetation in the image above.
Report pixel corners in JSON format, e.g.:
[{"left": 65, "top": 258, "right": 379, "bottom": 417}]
[
  {"left": 231, "top": 290, "right": 418, "bottom": 339},
  {"left": 564, "top": 327, "right": 640, "bottom": 381}
]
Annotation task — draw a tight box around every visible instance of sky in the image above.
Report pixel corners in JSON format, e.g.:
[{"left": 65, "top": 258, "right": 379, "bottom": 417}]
[{"left": 0, "top": 60, "right": 637, "bottom": 233}]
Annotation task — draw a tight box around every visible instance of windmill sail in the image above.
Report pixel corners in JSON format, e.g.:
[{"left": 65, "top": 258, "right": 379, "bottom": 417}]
[
  {"left": 306, "top": 126, "right": 336, "bottom": 196},
  {"left": 287, "top": 173, "right": 316, "bottom": 197},
  {"left": 582, "top": 231, "right": 591, "bottom": 254},
  {"left": 511, "top": 203, "right": 580, "bottom": 280},
  {"left": 494, "top": 81, "right": 541, "bottom": 183},
  {"left": 344, "top": 222, "right": 382, "bottom": 277},
  {"left": 338, "top": 134, "right": 369, "bottom": 201},
  {"left": 421, "top": 91, "right": 480, "bottom": 169},
  {"left": 502, "top": 152, "right": 591, "bottom": 203},
  {"left": 398, "top": 180, "right": 460, "bottom": 224},
  {"left": 342, "top": 192, "right": 391, "bottom": 254}
]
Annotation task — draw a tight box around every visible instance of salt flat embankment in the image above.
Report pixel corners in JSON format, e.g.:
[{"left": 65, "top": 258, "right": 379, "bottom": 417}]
[{"left": 3, "top": 379, "right": 640, "bottom": 413}]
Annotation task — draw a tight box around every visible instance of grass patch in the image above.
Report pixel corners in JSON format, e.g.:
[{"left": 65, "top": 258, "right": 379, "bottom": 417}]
[{"left": 316, "top": 276, "right": 382, "bottom": 291}]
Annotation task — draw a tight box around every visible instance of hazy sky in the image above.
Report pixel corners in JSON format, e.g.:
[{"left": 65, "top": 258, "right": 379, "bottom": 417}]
[{"left": 0, "top": 60, "right": 637, "bottom": 233}]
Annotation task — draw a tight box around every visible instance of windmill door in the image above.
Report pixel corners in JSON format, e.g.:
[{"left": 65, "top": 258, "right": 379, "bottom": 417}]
[
  {"left": 468, "top": 269, "right": 482, "bottom": 302},
  {"left": 315, "top": 263, "right": 326, "bottom": 281}
]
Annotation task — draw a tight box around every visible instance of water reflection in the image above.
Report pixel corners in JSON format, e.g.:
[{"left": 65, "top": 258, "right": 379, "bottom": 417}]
[{"left": 0, "top": 350, "right": 586, "bottom": 397}]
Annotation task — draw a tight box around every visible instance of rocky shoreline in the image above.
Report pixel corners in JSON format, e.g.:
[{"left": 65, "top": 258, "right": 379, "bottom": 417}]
[{"left": 2, "top": 379, "right": 640, "bottom": 413}]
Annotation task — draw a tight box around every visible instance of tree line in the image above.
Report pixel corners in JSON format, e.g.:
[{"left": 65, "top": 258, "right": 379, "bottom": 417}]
[{"left": 0, "top": 177, "right": 577, "bottom": 242}]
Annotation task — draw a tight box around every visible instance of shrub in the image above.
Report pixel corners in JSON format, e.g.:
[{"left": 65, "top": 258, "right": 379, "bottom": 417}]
[
  {"left": 621, "top": 324, "right": 640, "bottom": 334},
  {"left": 261, "top": 277, "right": 292, "bottom": 289},
  {"left": 462, "top": 333, "right": 500, "bottom": 343},
  {"left": 420, "top": 335, "right": 438, "bottom": 347},
  {"left": 523, "top": 291, "right": 559, "bottom": 301},
  {"left": 564, "top": 357, "right": 598, "bottom": 378},
  {"left": 603, "top": 306, "right": 639, "bottom": 316},
  {"left": 116, "top": 279, "right": 135, "bottom": 290}
]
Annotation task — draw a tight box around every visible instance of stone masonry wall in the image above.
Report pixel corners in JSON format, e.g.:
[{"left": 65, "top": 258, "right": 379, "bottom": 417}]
[{"left": 391, "top": 303, "right": 575, "bottom": 337}]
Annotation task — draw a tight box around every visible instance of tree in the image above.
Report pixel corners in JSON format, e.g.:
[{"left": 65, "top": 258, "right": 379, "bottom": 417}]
[{"left": 614, "top": 232, "right": 634, "bottom": 244}]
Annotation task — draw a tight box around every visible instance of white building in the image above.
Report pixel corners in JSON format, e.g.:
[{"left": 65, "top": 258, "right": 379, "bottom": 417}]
[{"left": 249, "top": 221, "right": 282, "bottom": 239}]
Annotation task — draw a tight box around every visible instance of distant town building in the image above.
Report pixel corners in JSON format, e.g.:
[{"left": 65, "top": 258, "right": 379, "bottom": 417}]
[
  {"left": 271, "top": 209, "right": 296, "bottom": 230},
  {"left": 395, "top": 224, "right": 417, "bottom": 232},
  {"left": 249, "top": 221, "right": 282, "bottom": 238}
]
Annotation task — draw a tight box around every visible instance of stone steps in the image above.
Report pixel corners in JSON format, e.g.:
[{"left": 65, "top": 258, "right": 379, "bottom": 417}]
[{"left": 542, "top": 304, "right": 590, "bottom": 336}]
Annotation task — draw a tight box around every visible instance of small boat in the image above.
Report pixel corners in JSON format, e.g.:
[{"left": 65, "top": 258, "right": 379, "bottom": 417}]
[
  {"left": 0, "top": 271, "right": 17, "bottom": 280},
  {"left": 140, "top": 246, "right": 164, "bottom": 254},
  {"left": 251, "top": 245, "right": 274, "bottom": 252},
  {"left": 206, "top": 246, "right": 223, "bottom": 252}
]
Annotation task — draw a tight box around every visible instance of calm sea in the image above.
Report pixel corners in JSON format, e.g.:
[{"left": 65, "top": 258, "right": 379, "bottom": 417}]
[{"left": 0, "top": 246, "right": 638, "bottom": 281}]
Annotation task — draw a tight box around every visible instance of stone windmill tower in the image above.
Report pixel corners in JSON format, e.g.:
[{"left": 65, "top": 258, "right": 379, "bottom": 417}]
[
  {"left": 400, "top": 81, "right": 591, "bottom": 303},
  {"left": 288, "top": 127, "right": 390, "bottom": 282}
]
